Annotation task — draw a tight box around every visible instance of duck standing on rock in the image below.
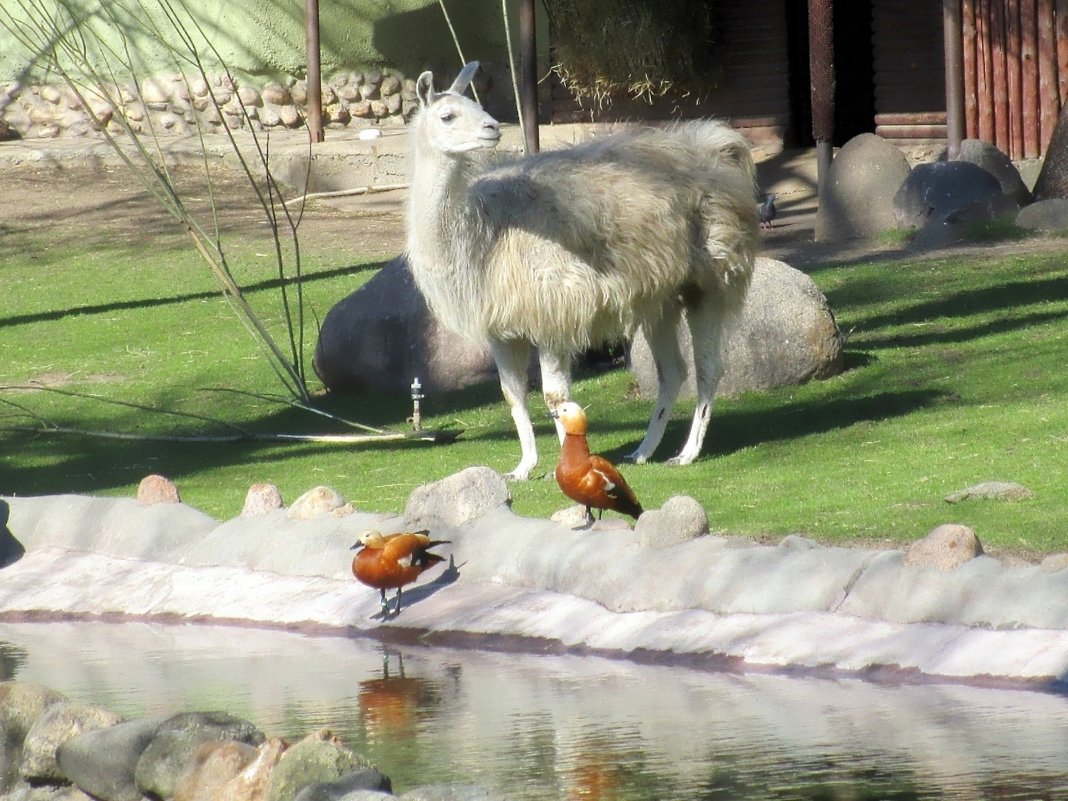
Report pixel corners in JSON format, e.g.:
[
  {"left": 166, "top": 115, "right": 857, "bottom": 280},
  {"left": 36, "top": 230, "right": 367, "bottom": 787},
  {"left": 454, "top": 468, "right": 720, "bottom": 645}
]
[
  {"left": 553, "top": 401, "right": 644, "bottom": 527},
  {"left": 351, "top": 530, "right": 450, "bottom": 616}
]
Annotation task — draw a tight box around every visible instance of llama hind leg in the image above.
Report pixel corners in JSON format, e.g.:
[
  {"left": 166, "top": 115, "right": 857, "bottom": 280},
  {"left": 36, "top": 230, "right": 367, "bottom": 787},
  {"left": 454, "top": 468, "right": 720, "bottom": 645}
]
[
  {"left": 671, "top": 299, "right": 726, "bottom": 465},
  {"left": 491, "top": 338, "right": 538, "bottom": 480},
  {"left": 538, "top": 348, "right": 572, "bottom": 444},
  {"left": 626, "top": 309, "right": 685, "bottom": 464}
]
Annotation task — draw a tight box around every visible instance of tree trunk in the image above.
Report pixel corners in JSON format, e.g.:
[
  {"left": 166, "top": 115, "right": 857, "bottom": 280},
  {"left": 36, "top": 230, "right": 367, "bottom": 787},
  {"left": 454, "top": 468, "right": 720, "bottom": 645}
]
[{"left": 1033, "top": 100, "right": 1068, "bottom": 199}]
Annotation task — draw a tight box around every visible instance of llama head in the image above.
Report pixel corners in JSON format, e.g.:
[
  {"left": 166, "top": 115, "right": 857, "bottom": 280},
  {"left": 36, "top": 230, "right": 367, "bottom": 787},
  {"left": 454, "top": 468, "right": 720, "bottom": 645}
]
[{"left": 414, "top": 61, "right": 501, "bottom": 155}]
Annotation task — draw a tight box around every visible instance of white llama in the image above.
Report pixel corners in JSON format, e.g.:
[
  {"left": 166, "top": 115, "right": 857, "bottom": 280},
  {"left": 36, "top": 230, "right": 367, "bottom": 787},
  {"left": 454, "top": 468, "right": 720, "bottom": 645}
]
[{"left": 405, "top": 62, "right": 759, "bottom": 480}]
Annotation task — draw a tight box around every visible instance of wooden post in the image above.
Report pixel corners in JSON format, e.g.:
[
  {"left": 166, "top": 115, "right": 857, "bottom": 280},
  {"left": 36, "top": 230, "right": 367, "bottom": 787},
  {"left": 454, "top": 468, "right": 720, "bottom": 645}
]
[
  {"left": 944, "top": 0, "right": 965, "bottom": 158},
  {"left": 305, "top": 0, "right": 325, "bottom": 143},
  {"left": 519, "top": 0, "right": 539, "bottom": 153},
  {"left": 808, "top": 0, "right": 835, "bottom": 199}
]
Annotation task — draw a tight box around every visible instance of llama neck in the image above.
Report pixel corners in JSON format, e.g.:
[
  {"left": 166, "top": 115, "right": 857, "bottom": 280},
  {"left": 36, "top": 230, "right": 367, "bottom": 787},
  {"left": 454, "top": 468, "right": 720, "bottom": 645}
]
[{"left": 405, "top": 135, "right": 489, "bottom": 341}]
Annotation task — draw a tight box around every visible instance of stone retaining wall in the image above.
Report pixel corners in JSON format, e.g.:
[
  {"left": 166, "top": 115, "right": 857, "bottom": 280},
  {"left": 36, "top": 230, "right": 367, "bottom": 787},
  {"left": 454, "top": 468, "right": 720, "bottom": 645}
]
[{"left": 0, "top": 70, "right": 424, "bottom": 141}]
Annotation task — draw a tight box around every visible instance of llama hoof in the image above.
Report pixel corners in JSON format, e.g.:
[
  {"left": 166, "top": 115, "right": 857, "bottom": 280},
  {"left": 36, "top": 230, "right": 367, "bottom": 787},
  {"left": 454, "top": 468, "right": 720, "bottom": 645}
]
[
  {"left": 505, "top": 467, "right": 535, "bottom": 481},
  {"left": 666, "top": 454, "right": 696, "bottom": 466}
]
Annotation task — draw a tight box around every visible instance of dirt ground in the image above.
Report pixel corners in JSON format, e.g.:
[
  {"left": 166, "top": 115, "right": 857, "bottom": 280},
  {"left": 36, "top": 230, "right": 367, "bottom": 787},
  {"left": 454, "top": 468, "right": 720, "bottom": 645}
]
[{"left": 0, "top": 160, "right": 407, "bottom": 260}]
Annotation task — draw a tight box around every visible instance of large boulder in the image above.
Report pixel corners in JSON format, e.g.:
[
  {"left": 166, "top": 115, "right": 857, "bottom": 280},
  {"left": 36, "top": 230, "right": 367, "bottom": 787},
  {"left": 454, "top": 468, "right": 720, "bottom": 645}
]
[
  {"left": 629, "top": 257, "right": 844, "bottom": 401},
  {"left": 955, "top": 139, "right": 1033, "bottom": 206},
  {"left": 313, "top": 256, "right": 496, "bottom": 394},
  {"left": 815, "top": 133, "right": 912, "bottom": 241},
  {"left": 1016, "top": 198, "right": 1068, "bottom": 231},
  {"left": 57, "top": 714, "right": 171, "bottom": 801},
  {"left": 20, "top": 702, "right": 123, "bottom": 783},
  {"left": 893, "top": 160, "right": 1019, "bottom": 230}
]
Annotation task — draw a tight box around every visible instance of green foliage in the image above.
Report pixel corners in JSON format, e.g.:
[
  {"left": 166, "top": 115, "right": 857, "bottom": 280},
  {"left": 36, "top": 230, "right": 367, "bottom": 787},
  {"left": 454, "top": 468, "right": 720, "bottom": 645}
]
[{"left": 2, "top": 236, "right": 1067, "bottom": 556}]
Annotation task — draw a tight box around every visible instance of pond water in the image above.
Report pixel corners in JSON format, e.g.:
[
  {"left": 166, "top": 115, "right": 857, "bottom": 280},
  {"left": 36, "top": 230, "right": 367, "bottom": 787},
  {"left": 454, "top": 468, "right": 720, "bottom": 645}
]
[{"left": 1, "top": 620, "right": 1067, "bottom": 801}]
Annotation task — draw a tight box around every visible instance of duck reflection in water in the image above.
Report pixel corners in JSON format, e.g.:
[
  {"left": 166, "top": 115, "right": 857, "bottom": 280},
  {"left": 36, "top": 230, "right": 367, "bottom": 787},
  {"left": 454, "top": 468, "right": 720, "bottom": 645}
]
[{"left": 358, "top": 651, "right": 444, "bottom": 746}]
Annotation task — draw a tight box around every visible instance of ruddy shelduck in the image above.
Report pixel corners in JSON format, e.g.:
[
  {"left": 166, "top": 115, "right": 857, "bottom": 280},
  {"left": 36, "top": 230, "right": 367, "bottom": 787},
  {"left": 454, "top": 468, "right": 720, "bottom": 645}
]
[
  {"left": 350, "top": 529, "right": 449, "bottom": 615},
  {"left": 553, "top": 402, "right": 644, "bottom": 526}
]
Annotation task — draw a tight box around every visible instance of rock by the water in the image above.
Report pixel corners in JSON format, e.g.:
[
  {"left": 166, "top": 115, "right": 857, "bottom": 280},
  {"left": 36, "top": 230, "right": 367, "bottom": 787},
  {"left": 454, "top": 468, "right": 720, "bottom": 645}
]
[
  {"left": 134, "top": 711, "right": 265, "bottom": 800},
  {"left": 944, "top": 482, "right": 1035, "bottom": 503},
  {"left": 137, "top": 474, "right": 181, "bottom": 505},
  {"left": 815, "top": 133, "right": 912, "bottom": 241},
  {"left": 266, "top": 730, "right": 373, "bottom": 801},
  {"left": 630, "top": 257, "right": 844, "bottom": 401},
  {"left": 635, "top": 496, "right": 709, "bottom": 549},
  {"left": 288, "top": 487, "right": 349, "bottom": 520},
  {"left": 313, "top": 255, "right": 497, "bottom": 394},
  {"left": 242, "top": 483, "right": 285, "bottom": 517},
  {"left": 173, "top": 738, "right": 280, "bottom": 801},
  {"left": 292, "top": 767, "right": 393, "bottom": 800},
  {"left": 904, "top": 524, "right": 983, "bottom": 571},
  {"left": 404, "top": 467, "right": 510, "bottom": 530},
  {"left": 20, "top": 703, "right": 123, "bottom": 783},
  {"left": 57, "top": 714, "right": 170, "bottom": 801}
]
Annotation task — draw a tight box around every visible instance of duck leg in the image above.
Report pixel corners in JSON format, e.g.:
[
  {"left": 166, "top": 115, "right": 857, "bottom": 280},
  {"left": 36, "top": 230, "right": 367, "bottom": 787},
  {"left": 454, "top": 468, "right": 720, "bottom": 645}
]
[
  {"left": 583, "top": 506, "right": 594, "bottom": 528},
  {"left": 379, "top": 589, "right": 390, "bottom": 616},
  {"left": 393, "top": 587, "right": 404, "bottom": 615}
]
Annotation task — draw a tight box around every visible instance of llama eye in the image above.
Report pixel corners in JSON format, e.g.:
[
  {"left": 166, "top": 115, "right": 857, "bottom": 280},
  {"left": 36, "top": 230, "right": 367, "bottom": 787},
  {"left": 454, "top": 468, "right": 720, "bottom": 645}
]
[{"left": 439, "top": 111, "right": 455, "bottom": 123}]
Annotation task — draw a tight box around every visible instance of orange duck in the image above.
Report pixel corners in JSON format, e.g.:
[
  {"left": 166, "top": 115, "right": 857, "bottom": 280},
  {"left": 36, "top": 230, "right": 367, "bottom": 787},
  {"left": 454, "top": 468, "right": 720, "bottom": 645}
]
[
  {"left": 350, "top": 529, "right": 450, "bottom": 616},
  {"left": 553, "top": 401, "right": 644, "bottom": 527}
]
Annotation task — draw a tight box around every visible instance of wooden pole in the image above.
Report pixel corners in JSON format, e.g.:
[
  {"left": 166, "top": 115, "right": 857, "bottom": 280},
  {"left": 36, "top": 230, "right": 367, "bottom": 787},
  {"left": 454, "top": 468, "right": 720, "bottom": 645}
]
[
  {"left": 808, "top": 0, "right": 835, "bottom": 199},
  {"left": 944, "top": 0, "right": 965, "bottom": 158},
  {"left": 305, "top": 0, "right": 325, "bottom": 143},
  {"left": 519, "top": 0, "right": 539, "bottom": 153}
]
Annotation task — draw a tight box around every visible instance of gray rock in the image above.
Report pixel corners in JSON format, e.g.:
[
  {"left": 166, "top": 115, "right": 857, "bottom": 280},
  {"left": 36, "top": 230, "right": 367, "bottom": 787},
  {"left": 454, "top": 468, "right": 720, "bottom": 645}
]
[
  {"left": 289, "top": 486, "right": 350, "bottom": 519},
  {"left": 313, "top": 256, "right": 497, "bottom": 394},
  {"left": 1016, "top": 198, "right": 1068, "bottom": 231},
  {"left": 401, "top": 786, "right": 503, "bottom": 801},
  {"left": 955, "top": 139, "right": 1033, "bottom": 206},
  {"left": 404, "top": 467, "right": 511, "bottom": 530},
  {"left": 292, "top": 767, "right": 393, "bottom": 800},
  {"left": 893, "top": 160, "right": 1012, "bottom": 230},
  {"left": 635, "top": 496, "right": 709, "bottom": 548},
  {"left": 136, "top": 474, "right": 180, "bottom": 505},
  {"left": 266, "top": 731, "right": 373, "bottom": 801},
  {"left": 0, "top": 683, "right": 67, "bottom": 791},
  {"left": 904, "top": 524, "right": 983, "bottom": 571},
  {"left": 242, "top": 483, "right": 285, "bottom": 516},
  {"left": 944, "top": 481, "right": 1035, "bottom": 503},
  {"left": 57, "top": 714, "right": 170, "bottom": 801},
  {"left": 134, "top": 711, "right": 265, "bottom": 800},
  {"left": 815, "top": 133, "right": 912, "bottom": 241},
  {"left": 630, "top": 257, "right": 844, "bottom": 401},
  {"left": 20, "top": 703, "right": 123, "bottom": 783}
]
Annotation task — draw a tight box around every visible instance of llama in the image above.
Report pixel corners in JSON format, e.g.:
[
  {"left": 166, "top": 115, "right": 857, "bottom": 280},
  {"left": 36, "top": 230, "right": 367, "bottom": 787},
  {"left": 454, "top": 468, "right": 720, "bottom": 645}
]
[{"left": 405, "top": 62, "right": 759, "bottom": 480}]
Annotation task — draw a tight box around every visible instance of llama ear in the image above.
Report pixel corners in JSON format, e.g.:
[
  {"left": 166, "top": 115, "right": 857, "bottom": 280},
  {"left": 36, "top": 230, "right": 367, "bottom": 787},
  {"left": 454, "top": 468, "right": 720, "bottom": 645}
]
[
  {"left": 448, "top": 61, "right": 480, "bottom": 97},
  {"left": 416, "top": 71, "right": 436, "bottom": 108}
]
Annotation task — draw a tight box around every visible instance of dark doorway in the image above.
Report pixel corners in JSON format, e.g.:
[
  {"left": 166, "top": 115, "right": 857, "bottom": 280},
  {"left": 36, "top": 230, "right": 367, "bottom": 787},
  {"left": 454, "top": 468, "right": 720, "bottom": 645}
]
[{"left": 784, "top": 0, "right": 876, "bottom": 147}]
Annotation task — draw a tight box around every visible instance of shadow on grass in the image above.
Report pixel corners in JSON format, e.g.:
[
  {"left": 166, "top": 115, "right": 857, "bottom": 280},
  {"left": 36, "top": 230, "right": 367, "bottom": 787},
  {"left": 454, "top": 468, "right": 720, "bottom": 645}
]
[{"left": 0, "top": 260, "right": 386, "bottom": 328}]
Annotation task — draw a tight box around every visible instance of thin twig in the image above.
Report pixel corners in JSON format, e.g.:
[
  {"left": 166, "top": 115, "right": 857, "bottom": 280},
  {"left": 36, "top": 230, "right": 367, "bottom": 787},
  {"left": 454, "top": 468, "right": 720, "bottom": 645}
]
[{"left": 286, "top": 182, "right": 408, "bottom": 205}]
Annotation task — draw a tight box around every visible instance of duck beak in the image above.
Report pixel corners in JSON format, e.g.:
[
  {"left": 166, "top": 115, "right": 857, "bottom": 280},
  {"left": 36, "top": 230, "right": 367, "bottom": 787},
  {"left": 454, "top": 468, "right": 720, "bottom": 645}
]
[{"left": 349, "top": 541, "right": 360, "bottom": 550}]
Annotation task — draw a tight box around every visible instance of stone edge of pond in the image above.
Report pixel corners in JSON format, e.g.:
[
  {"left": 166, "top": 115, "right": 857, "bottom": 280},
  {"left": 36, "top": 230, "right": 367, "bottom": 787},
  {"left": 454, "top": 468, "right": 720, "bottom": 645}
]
[
  {"left": 1, "top": 488, "right": 1067, "bottom": 692},
  {"left": 0, "top": 680, "right": 501, "bottom": 801}
]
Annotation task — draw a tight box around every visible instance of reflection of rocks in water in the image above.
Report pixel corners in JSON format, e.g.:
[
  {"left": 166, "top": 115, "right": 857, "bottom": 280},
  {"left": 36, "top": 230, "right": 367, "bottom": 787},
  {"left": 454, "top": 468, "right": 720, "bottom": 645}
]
[
  {"left": 0, "top": 500, "right": 25, "bottom": 569},
  {"left": 0, "top": 640, "right": 27, "bottom": 680}
]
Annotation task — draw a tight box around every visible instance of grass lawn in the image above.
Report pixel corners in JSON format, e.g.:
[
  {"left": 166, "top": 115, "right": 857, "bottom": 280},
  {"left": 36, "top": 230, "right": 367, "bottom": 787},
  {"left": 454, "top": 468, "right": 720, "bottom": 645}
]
[{"left": 2, "top": 226, "right": 1067, "bottom": 555}]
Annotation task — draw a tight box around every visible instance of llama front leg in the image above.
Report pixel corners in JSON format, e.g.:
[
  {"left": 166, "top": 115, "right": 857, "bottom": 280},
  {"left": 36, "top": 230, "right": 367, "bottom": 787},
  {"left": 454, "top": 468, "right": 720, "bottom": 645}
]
[
  {"left": 671, "top": 299, "right": 726, "bottom": 465},
  {"left": 491, "top": 338, "right": 538, "bottom": 480},
  {"left": 626, "top": 309, "right": 685, "bottom": 464},
  {"left": 538, "top": 348, "right": 572, "bottom": 444}
]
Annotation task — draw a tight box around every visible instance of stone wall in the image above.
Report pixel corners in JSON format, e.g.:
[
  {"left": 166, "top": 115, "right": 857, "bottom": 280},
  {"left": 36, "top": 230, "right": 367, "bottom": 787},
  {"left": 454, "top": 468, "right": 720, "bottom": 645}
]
[{"left": 0, "top": 68, "right": 449, "bottom": 140}]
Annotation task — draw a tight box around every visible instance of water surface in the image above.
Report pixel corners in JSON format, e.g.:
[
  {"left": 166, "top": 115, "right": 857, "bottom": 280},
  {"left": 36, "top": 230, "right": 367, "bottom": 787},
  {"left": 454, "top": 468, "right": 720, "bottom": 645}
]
[{"left": 2, "top": 620, "right": 1066, "bottom": 800}]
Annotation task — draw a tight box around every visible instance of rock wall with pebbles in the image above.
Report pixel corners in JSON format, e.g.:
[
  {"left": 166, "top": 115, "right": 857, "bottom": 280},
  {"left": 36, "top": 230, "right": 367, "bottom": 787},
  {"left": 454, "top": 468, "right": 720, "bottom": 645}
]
[{"left": 0, "top": 69, "right": 431, "bottom": 140}]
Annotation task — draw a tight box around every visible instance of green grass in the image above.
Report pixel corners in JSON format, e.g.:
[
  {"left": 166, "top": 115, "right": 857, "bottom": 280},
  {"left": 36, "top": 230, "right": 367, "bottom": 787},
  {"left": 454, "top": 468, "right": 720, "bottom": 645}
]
[{"left": 2, "top": 228, "right": 1067, "bottom": 555}]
